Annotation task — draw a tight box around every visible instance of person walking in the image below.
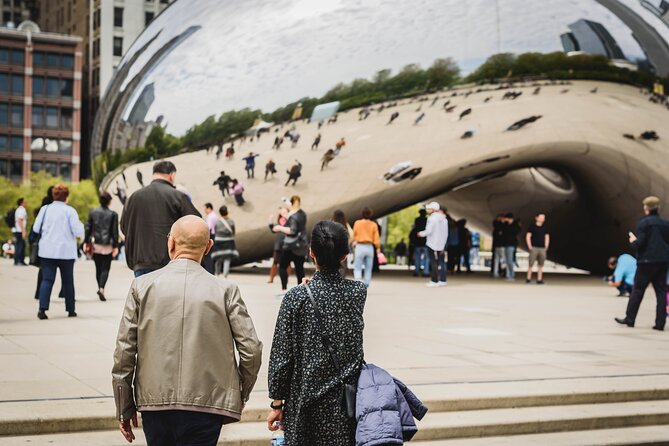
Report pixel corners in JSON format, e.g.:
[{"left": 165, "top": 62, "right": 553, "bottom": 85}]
[
  {"left": 267, "top": 221, "right": 366, "bottom": 445},
  {"left": 285, "top": 161, "right": 302, "bottom": 186},
  {"left": 321, "top": 149, "right": 336, "bottom": 171},
  {"left": 212, "top": 171, "right": 231, "bottom": 197},
  {"left": 211, "top": 206, "right": 239, "bottom": 277},
  {"left": 411, "top": 209, "right": 430, "bottom": 277},
  {"left": 84, "top": 192, "right": 119, "bottom": 302},
  {"left": 242, "top": 152, "right": 260, "bottom": 179},
  {"left": 526, "top": 213, "right": 550, "bottom": 284},
  {"left": 120, "top": 161, "right": 200, "bottom": 277},
  {"left": 12, "top": 198, "right": 27, "bottom": 265},
  {"left": 265, "top": 159, "right": 277, "bottom": 181},
  {"left": 608, "top": 254, "right": 637, "bottom": 296},
  {"left": 446, "top": 217, "right": 459, "bottom": 272},
  {"left": 616, "top": 197, "right": 669, "bottom": 330},
  {"left": 501, "top": 213, "right": 520, "bottom": 280},
  {"left": 112, "top": 216, "right": 262, "bottom": 446},
  {"left": 267, "top": 207, "right": 289, "bottom": 284},
  {"left": 230, "top": 179, "right": 245, "bottom": 206},
  {"left": 394, "top": 239, "right": 408, "bottom": 266},
  {"left": 311, "top": 133, "right": 321, "bottom": 150},
  {"left": 418, "top": 202, "right": 448, "bottom": 287},
  {"left": 114, "top": 180, "right": 127, "bottom": 206},
  {"left": 33, "top": 184, "right": 85, "bottom": 320},
  {"left": 455, "top": 219, "right": 471, "bottom": 273},
  {"left": 491, "top": 214, "right": 505, "bottom": 276},
  {"left": 136, "top": 169, "right": 144, "bottom": 187},
  {"left": 353, "top": 207, "right": 380, "bottom": 287},
  {"left": 271, "top": 195, "right": 308, "bottom": 293},
  {"left": 202, "top": 202, "right": 219, "bottom": 274}
]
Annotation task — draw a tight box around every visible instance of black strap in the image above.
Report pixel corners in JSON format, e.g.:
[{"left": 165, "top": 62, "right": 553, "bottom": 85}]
[
  {"left": 37, "top": 205, "right": 49, "bottom": 234},
  {"left": 305, "top": 284, "right": 342, "bottom": 373}
]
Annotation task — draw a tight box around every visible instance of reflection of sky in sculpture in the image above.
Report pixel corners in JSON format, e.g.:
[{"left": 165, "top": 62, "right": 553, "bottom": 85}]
[{"left": 111, "top": 0, "right": 669, "bottom": 135}]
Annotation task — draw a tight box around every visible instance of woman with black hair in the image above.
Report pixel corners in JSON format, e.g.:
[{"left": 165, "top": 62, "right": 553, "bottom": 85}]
[
  {"left": 267, "top": 220, "right": 367, "bottom": 445},
  {"left": 331, "top": 209, "right": 354, "bottom": 277},
  {"left": 84, "top": 192, "right": 119, "bottom": 301}
]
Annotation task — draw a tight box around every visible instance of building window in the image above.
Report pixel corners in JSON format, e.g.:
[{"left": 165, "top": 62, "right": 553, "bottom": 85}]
[
  {"left": 114, "top": 7, "right": 123, "bottom": 27},
  {"left": 59, "top": 139, "right": 72, "bottom": 154},
  {"left": 44, "top": 161, "right": 57, "bottom": 176},
  {"left": 11, "top": 49, "right": 24, "bottom": 65},
  {"left": 46, "top": 77, "right": 59, "bottom": 97},
  {"left": 31, "top": 160, "right": 42, "bottom": 172},
  {"left": 32, "top": 105, "right": 44, "bottom": 128},
  {"left": 0, "top": 48, "right": 7, "bottom": 64},
  {"left": 46, "top": 107, "right": 58, "bottom": 129},
  {"left": 0, "top": 103, "right": 7, "bottom": 126},
  {"left": 11, "top": 75, "right": 23, "bottom": 95},
  {"left": 33, "top": 51, "right": 44, "bottom": 66},
  {"left": 33, "top": 77, "right": 44, "bottom": 97},
  {"left": 93, "top": 39, "right": 100, "bottom": 58},
  {"left": 92, "top": 67, "right": 99, "bottom": 87},
  {"left": 60, "top": 108, "right": 73, "bottom": 130},
  {"left": 10, "top": 104, "right": 23, "bottom": 128},
  {"left": 31, "top": 137, "right": 44, "bottom": 151},
  {"left": 9, "top": 159, "right": 22, "bottom": 179},
  {"left": 145, "top": 11, "right": 154, "bottom": 25},
  {"left": 0, "top": 135, "right": 6, "bottom": 151},
  {"left": 61, "top": 54, "right": 74, "bottom": 69},
  {"left": 60, "top": 78, "right": 73, "bottom": 98},
  {"left": 10, "top": 135, "right": 22, "bottom": 152},
  {"left": 160, "top": 0, "right": 169, "bottom": 3},
  {"left": 47, "top": 53, "right": 59, "bottom": 67},
  {"left": 59, "top": 162, "right": 71, "bottom": 181},
  {"left": 0, "top": 73, "right": 7, "bottom": 93},
  {"left": 113, "top": 37, "right": 123, "bottom": 57},
  {"left": 0, "top": 158, "right": 6, "bottom": 176}
]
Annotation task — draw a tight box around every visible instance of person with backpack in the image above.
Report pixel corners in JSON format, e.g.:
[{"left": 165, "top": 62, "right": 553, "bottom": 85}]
[{"left": 9, "top": 198, "right": 28, "bottom": 265}]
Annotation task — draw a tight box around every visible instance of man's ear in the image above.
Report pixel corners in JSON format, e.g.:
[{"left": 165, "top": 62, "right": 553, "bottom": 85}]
[
  {"left": 203, "top": 239, "right": 214, "bottom": 256},
  {"left": 168, "top": 236, "right": 176, "bottom": 259}
]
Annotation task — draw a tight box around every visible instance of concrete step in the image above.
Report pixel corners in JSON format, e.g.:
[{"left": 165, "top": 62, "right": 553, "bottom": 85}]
[
  {"left": 2, "top": 375, "right": 669, "bottom": 436},
  {"left": 1, "top": 400, "right": 669, "bottom": 445}
]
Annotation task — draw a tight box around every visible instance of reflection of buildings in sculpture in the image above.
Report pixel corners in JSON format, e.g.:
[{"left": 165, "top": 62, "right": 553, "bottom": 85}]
[
  {"left": 564, "top": 19, "right": 626, "bottom": 59},
  {"left": 127, "top": 83, "right": 155, "bottom": 125},
  {"left": 114, "top": 115, "right": 164, "bottom": 152},
  {"left": 640, "top": 0, "right": 669, "bottom": 26}
]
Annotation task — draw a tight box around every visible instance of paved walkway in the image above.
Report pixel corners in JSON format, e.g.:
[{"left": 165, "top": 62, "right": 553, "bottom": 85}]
[{"left": 1, "top": 258, "right": 667, "bottom": 407}]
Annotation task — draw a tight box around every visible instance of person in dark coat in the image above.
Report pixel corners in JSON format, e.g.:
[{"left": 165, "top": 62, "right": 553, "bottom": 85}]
[
  {"left": 616, "top": 196, "right": 669, "bottom": 330},
  {"left": 212, "top": 171, "right": 231, "bottom": 197},
  {"left": 285, "top": 161, "right": 302, "bottom": 186},
  {"left": 120, "top": 161, "right": 200, "bottom": 277},
  {"left": 84, "top": 192, "right": 119, "bottom": 301},
  {"left": 271, "top": 195, "right": 307, "bottom": 291},
  {"left": 268, "top": 220, "right": 366, "bottom": 445}
]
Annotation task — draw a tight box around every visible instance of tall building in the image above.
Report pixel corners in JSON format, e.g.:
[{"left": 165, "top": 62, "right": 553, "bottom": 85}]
[
  {"left": 560, "top": 32, "right": 580, "bottom": 52},
  {"left": 1, "top": 1, "right": 38, "bottom": 27},
  {"left": 0, "top": 21, "right": 82, "bottom": 183},
  {"left": 640, "top": 0, "right": 669, "bottom": 26},
  {"left": 567, "top": 19, "right": 626, "bottom": 59},
  {"left": 37, "top": 0, "right": 174, "bottom": 178}
]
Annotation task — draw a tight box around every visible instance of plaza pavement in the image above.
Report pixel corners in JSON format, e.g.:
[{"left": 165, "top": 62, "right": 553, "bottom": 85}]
[{"left": 1, "top": 258, "right": 668, "bottom": 444}]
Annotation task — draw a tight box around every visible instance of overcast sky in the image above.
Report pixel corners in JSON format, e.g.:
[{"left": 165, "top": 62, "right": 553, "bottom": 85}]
[{"left": 112, "top": 0, "right": 669, "bottom": 135}]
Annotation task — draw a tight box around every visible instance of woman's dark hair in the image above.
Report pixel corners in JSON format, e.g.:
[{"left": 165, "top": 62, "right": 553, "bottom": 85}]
[
  {"left": 219, "top": 205, "right": 228, "bottom": 216},
  {"left": 361, "top": 207, "right": 373, "bottom": 219},
  {"left": 332, "top": 209, "right": 348, "bottom": 226},
  {"left": 99, "top": 192, "right": 112, "bottom": 208},
  {"left": 311, "top": 221, "right": 349, "bottom": 271}
]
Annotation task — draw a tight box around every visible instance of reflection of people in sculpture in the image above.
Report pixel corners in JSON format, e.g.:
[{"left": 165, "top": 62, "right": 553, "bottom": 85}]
[
  {"left": 399, "top": 167, "right": 422, "bottom": 181},
  {"left": 265, "top": 159, "right": 277, "bottom": 181},
  {"left": 321, "top": 149, "right": 336, "bottom": 171},
  {"left": 414, "top": 113, "right": 425, "bottom": 125},
  {"left": 212, "top": 170, "right": 231, "bottom": 197},
  {"left": 114, "top": 180, "right": 127, "bottom": 206},
  {"left": 387, "top": 111, "right": 399, "bottom": 125},
  {"left": 225, "top": 144, "right": 235, "bottom": 158},
  {"left": 311, "top": 133, "right": 321, "bottom": 150},
  {"left": 285, "top": 161, "right": 302, "bottom": 186},
  {"left": 382, "top": 161, "right": 412, "bottom": 181},
  {"left": 461, "top": 129, "right": 476, "bottom": 139},
  {"left": 507, "top": 115, "right": 542, "bottom": 131},
  {"left": 459, "top": 108, "right": 471, "bottom": 120}
]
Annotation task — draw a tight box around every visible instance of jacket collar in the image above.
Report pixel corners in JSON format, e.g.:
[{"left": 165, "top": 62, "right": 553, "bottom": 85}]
[{"left": 151, "top": 178, "right": 176, "bottom": 188}]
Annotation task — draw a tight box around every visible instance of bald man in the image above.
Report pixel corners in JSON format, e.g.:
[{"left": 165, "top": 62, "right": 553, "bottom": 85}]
[{"left": 112, "top": 216, "right": 262, "bottom": 445}]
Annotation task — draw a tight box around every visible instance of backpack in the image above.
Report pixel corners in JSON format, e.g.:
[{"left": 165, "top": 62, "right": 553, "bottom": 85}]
[{"left": 4, "top": 208, "right": 15, "bottom": 229}]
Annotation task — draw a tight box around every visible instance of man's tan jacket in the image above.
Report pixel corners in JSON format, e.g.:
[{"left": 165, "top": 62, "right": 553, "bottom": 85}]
[{"left": 112, "top": 259, "right": 262, "bottom": 424}]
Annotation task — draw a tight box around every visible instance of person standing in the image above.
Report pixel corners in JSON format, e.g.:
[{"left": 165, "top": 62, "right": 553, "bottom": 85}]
[
  {"left": 271, "top": 195, "right": 307, "bottom": 293},
  {"left": 211, "top": 206, "right": 239, "bottom": 277},
  {"left": 526, "top": 213, "right": 550, "bottom": 284},
  {"left": 202, "top": 202, "right": 219, "bottom": 274},
  {"left": 353, "top": 207, "right": 380, "bottom": 287},
  {"left": 33, "top": 184, "right": 85, "bottom": 320},
  {"left": 267, "top": 221, "right": 366, "bottom": 445},
  {"left": 491, "top": 215, "right": 505, "bottom": 276},
  {"left": 212, "top": 171, "right": 231, "bottom": 197},
  {"left": 455, "top": 219, "right": 471, "bottom": 273},
  {"left": 114, "top": 180, "right": 127, "bottom": 206},
  {"left": 608, "top": 254, "right": 637, "bottom": 296},
  {"left": 332, "top": 209, "right": 354, "bottom": 277},
  {"left": 394, "top": 239, "right": 407, "bottom": 266},
  {"left": 242, "top": 152, "right": 260, "bottom": 179},
  {"left": 470, "top": 231, "right": 481, "bottom": 268},
  {"left": 112, "top": 216, "right": 262, "bottom": 446},
  {"left": 267, "top": 207, "right": 289, "bottom": 284},
  {"left": 120, "top": 161, "right": 200, "bottom": 277},
  {"left": 501, "top": 213, "right": 520, "bottom": 280},
  {"left": 418, "top": 202, "right": 448, "bottom": 287},
  {"left": 446, "top": 217, "right": 459, "bottom": 272},
  {"left": 84, "top": 192, "right": 119, "bottom": 302},
  {"left": 265, "top": 159, "right": 277, "bottom": 181},
  {"left": 311, "top": 133, "right": 321, "bottom": 150},
  {"left": 12, "top": 198, "right": 27, "bottom": 265},
  {"left": 412, "top": 209, "right": 430, "bottom": 277},
  {"left": 616, "top": 197, "right": 669, "bottom": 330}
]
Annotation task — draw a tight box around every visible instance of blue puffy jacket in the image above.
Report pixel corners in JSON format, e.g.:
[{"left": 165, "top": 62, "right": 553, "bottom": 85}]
[{"left": 356, "top": 364, "right": 428, "bottom": 446}]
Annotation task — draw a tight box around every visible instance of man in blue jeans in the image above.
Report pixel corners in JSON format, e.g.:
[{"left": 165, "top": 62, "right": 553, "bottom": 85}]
[
  {"left": 12, "top": 198, "right": 27, "bottom": 265},
  {"left": 411, "top": 209, "right": 430, "bottom": 277},
  {"left": 419, "top": 202, "right": 449, "bottom": 287},
  {"left": 608, "top": 254, "right": 637, "bottom": 296}
]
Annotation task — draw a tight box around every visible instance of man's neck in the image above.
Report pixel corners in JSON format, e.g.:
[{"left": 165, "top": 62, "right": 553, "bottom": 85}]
[{"left": 173, "top": 254, "right": 202, "bottom": 263}]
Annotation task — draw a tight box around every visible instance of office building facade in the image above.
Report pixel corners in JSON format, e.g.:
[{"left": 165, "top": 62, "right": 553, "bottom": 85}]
[{"left": 567, "top": 19, "right": 626, "bottom": 59}]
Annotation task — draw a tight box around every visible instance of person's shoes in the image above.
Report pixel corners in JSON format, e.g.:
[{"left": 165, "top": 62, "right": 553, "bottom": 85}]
[
  {"left": 97, "top": 290, "right": 106, "bottom": 302},
  {"left": 537, "top": 280, "right": 545, "bottom": 285},
  {"left": 505, "top": 278, "right": 515, "bottom": 282},
  {"left": 437, "top": 281, "right": 447, "bottom": 286},
  {"left": 615, "top": 317, "right": 634, "bottom": 327},
  {"left": 68, "top": 311, "right": 77, "bottom": 318},
  {"left": 652, "top": 325, "right": 664, "bottom": 331},
  {"left": 426, "top": 281, "right": 440, "bottom": 288},
  {"left": 616, "top": 292, "right": 629, "bottom": 297},
  {"left": 525, "top": 279, "right": 531, "bottom": 284},
  {"left": 37, "top": 310, "right": 48, "bottom": 320}
]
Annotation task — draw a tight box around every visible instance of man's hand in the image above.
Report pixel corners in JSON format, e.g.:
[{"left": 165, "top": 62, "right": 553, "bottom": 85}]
[
  {"left": 628, "top": 232, "right": 637, "bottom": 243},
  {"left": 267, "top": 409, "right": 283, "bottom": 431},
  {"left": 112, "top": 247, "right": 119, "bottom": 258},
  {"left": 21, "top": 231, "right": 26, "bottom": 240},
  {"left": 119, "top": 413, "right": 138, "bottom": 443}
]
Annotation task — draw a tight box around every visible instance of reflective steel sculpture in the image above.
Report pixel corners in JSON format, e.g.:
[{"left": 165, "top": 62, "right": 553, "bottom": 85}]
[{"left": 94, "top": 0, "right": 669, "bottom": 272}]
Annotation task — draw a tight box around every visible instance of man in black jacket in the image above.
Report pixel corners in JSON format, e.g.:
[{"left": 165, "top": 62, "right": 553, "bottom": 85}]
[
  {"left": 120, "top": 161, "right": 200, "bottom": 277},
  {"left": 616, "top": 196, "right": 669, "bottom": 331}
]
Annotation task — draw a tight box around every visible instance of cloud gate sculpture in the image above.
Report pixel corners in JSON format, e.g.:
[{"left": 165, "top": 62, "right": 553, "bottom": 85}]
[{"left": 92, "top": 0, "right": 669, "bottom": 273}]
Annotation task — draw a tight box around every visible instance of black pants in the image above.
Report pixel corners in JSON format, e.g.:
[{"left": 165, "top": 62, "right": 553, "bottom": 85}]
[
  {"left": 625, "top": 262, "right": 668, "bottom": 329},
  {"left": 93, "top": 254, "right": 113, "bottom": 289},
  {"left": 279, "top": 250, "right": 305, "bottom": 290},
  {"left": 142, "top": 410, "right": 224, "bottom": 446}
]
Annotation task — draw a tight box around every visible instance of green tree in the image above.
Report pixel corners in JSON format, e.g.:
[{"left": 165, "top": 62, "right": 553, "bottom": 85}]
[
  {"left": 426, "top": 57, "right": 460, "bottom": 89},
  {"left": 468, "top": 53, "right": 516, "bottom": 81}
]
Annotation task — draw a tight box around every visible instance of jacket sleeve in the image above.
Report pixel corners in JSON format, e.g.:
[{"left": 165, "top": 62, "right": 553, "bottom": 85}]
[
  {"left": 111, "top": 281, "right": 139, "bottom": 421},
  {"left": 632, "top": 220, "right": 648, "bottom": 251},
  {"left": 69, "top": 208, "right": 85, "bottom": 239},
  {"left": 119, "top": 198, "right": 130, "bottom": 237},
  {"left": 268, "top": 296, "right": 294, "bottom": 400},
  {"left": 286, "top": 215, "right": 299, "bottom": 236},
  {"left": 225, "top": 285, "right": 262, "bottom": 402},
  {"left": 373, "top": 224, "right": 380, "bottom": 250},
  {"left": 179, "top": 194, "right": 202, "bottom": 218},
  {"left": 418, "top": 216, "right": 433, "bottom": 238},
  {"left": 112, "top": 212, "right": 120, "bottom": 248},
  {"left": 84, "top": 211, "right": 92, "bottom": 243}
]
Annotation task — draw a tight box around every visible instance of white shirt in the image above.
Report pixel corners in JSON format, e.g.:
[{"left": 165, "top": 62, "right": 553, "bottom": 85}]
[
  {"left": 13, "top": 206, "right": 27, "bottom": 233},
  {"left": 33, "top": 202, "right": 85, "bottom": 260},
  {"left": 418, "top": 212, "right": 449, "bottom": 252}
]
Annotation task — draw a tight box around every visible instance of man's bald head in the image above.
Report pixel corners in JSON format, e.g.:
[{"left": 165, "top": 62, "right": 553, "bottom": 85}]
[{"left": 168, "top": 215, "right": 212, "bottom": 262}]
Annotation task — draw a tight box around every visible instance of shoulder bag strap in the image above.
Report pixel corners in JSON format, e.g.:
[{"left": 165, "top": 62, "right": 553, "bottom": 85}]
[
  {"left": 219, "top": 216, "right": 233, "bottom": 234},
  {"left": 38, "top": 205, "right": 49, "bottom": 234},
  {"left": 305, "top": 284, "right": 342, "bottom": 373}
]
